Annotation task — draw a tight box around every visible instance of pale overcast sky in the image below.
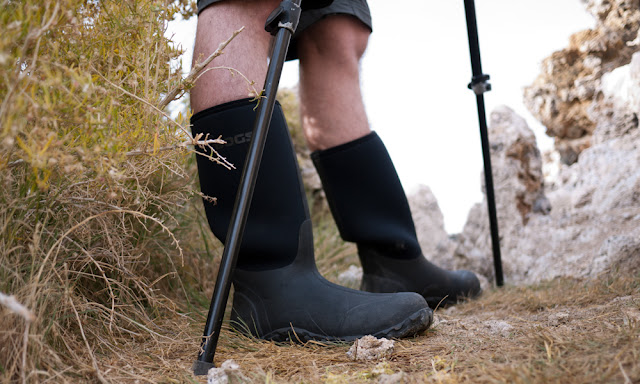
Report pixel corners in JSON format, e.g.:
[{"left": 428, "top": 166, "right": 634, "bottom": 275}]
[{"left": 168, "top": 0, "right": 595, "bottom": 233}]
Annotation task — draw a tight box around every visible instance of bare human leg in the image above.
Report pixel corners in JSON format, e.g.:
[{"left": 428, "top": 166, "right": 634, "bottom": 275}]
[
  {"left": 298, "top": 15, "right": 372, "bottom": 151},
  {"left": 301, "top": 15, "right": 482, "bottom": 308},
  {"left": 190, "top": 0, "right": 279, "bottom": 114}
]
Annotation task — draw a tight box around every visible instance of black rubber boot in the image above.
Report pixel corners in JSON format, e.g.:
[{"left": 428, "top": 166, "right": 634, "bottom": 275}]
[
  {"left": 311, "top": 132, "right": 481, "bottom": 308},
  {"left": 191, "top": 100, "right": 432, "bottom": 341}
]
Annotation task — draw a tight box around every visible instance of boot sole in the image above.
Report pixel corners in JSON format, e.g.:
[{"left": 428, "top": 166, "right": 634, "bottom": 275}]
[{"left": 260, "top": 307, "right": 433, "bottom": 343}]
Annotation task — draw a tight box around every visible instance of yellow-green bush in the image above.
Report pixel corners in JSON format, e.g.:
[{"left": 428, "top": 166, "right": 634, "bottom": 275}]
[{"left": 0, "top": 1, "right": 206, "bottom": 381}]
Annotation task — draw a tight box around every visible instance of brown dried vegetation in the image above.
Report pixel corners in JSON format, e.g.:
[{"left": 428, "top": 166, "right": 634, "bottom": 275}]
[
  {"left": 0, "top": 1, "right": 215, "bottom": 382},
  {"left": 111, "top": 269, "right": 640, "bottom": 384}
]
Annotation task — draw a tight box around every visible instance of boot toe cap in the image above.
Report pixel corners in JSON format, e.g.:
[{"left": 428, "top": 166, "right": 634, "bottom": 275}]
[{"left": 341, "top": 292, "right": 432, "bottom": 339}]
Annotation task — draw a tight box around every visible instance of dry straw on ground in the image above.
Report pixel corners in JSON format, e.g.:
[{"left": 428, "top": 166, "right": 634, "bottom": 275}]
[{"left": 109, "top": 270, "right": 640, "bottom": 384}]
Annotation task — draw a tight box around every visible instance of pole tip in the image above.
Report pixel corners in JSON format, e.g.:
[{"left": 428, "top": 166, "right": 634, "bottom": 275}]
[{"left": 192, "top": 360, "right": 216, "bottom": 376}]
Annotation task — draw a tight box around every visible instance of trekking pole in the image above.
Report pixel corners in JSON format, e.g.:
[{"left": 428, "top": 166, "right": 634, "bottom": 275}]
[
  {"left": 463, "top": 0, "right": 504, "bottom": 286},
  {"left": 192, "top": 0, "right": 303, "bottom": 375}
]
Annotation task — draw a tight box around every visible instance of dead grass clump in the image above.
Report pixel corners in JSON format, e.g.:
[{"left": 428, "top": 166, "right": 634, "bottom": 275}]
[{"left": 0, "top": 0, "right": 218, "bottom": 382}]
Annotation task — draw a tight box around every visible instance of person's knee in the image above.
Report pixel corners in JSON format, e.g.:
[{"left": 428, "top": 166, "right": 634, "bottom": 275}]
[{"left": 298, "top": 15, "right": 371, "bottom": 67}]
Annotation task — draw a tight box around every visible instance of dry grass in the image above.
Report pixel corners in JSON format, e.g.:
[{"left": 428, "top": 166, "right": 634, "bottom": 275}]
[{"left": 110, "top": 269, "right": 639, "bottom": 384}]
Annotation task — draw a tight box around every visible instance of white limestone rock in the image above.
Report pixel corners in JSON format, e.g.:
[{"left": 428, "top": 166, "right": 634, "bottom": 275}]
[
  {"left": 455, "top": 65, "right": 640, "bottom": 285},
  {"left": 407, "top": 184, "right": 457, "bottom": 270},
  {"left": 346, "top": 335, "right": 395, "bottom": 361},
  {"left": 207, "top": 360, "right": 243, "bottom": 384},
  {"left": 523, "top": 0, "right": 640, "bottom": 164},
  {"left": 453, "top": 106, "right": 551, "bottom": 282}
]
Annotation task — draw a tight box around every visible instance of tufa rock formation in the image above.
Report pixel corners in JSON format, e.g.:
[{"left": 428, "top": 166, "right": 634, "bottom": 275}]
[
  {"left": 407, "top": 185, "right": 457, "bottom": 269},
  {"left": 447, "top": 106, "right": 552, "bottom": 284},
  {"left": 405, "top": 0, "right": 640, "bottom": 286},
  {"left": 523, "top": 0, "right": 639, "bottom": 165},
  {"left": 439, "top": 51, "right": 640, "bottom": 285}
]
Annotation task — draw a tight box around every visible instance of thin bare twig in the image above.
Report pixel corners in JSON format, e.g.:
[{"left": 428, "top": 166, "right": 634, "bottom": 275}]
[
  {"left": 124, "top": 138, "right": 223, "bottom": 155},
  {"left": 7, "top": 159, "right": 25, "bottom": 168},
  {"left": 68, "top": 297, "right": 109, "bottom": 384},
  {"left": 24, "top": 2, "right": 61, "bottom": 54},
  {"left": 191, "top": 65, "right": 261, "bottom": 100},
  {"left": 157, "top": 27, "right": 245, "bottom": 109},
  {"left": 619, "top": 361, "right": 632, "bottom": 384},
  {"left": 191, "top": 133, "right": 236, "bottom": 169},
  {"left": 21, "top": 323, "right": 30, "bottom": 384},
  {"left": 94, "top": 71, "right": 192, "bottom": 139}
]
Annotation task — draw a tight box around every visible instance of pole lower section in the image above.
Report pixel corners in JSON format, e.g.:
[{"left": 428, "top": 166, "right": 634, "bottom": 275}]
[
  {"left": 193, "top": 0, "right": 301, "bottom": 375},
  {"left": 463, "top": 0, "right": 504, "bottom": 286},
  {"left": 475, "top": 94, "right": 504, "bottom": 287}
]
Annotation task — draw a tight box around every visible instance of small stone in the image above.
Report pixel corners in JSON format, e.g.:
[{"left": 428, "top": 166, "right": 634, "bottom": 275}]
[
  {"left": 548, "top": 312, "right": 570, "bottom": 326},
  {"left": 483, "top": 320, "right": 514, "bottom": 337},
  {"left": 346, "top": 335, "right": 395, "bottom": 361},
  {"left": 612, "top": 295, "right": 634, "bottom": 304},
  {"left": 207, "top": 359, "right": 241, "bottom": 384},
  {"left": 207, "top": 369, "right": 228, "bottom": 384},
  {"left": 622, "top": 308, "right": 640, "bottom": 325},
  {"left": 431, "top": 314, "right": 447, "bottom": 328}
]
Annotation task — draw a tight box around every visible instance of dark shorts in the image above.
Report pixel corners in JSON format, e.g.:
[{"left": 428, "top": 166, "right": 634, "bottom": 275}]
[{"left": 196, "top": 0, "right": 372, "bottom": 60}]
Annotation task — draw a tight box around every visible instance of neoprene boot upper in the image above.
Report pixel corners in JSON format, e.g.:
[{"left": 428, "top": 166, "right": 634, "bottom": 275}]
[
  {"left": 312, "top": 132, "right": 481, "bottom": 308},
  {"left": 191, "top": 99, "right": 432, "bottom": 341}
]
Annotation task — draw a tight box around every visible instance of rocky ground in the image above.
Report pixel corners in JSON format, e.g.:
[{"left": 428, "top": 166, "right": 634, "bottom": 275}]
[{"left": 111, "top": 271, "right": 640, "bottom": 383}]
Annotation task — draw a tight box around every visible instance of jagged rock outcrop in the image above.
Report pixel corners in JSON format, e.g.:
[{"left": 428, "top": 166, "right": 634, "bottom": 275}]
[
  {"left": 407, "top": 185, "right": 457, "bottom": 269},
  {"left": 523, "top": 0, "right": 640, "bottom": 165},
  {"left": 483, "top": 107, "right": 551, "bottom": 225},
  {"left": 455, "top": 52, "right": 640, "bottom": 285},
  {"left": 452, "top": 106, "right": 551, "bottom": 282}
]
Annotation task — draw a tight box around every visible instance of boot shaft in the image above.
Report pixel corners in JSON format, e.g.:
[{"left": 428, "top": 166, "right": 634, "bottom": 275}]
[
  {"left": 311, "top": 132, "right": 422, "bottom": 258},
  {"left": 191, "top": 98, "right": 311, "bottom": 270}
]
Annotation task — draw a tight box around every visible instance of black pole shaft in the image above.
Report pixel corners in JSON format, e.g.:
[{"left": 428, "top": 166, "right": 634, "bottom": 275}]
[
  {"left": 475, "top": 93, "right": 504, "bottom": 286},
  {"left": 464, "top": 0, "right": 483, "bottom": 76},
  {"left": 192, "top": 6, "right": 297, "bottom": 375},
  {"left": 463, "top": 0, "right": 504, "bottom": 286}
]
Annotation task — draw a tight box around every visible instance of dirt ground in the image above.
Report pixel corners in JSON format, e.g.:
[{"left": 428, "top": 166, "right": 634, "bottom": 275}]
[{"left": 107, "top": 271, "right": 640, "bottom": 383}]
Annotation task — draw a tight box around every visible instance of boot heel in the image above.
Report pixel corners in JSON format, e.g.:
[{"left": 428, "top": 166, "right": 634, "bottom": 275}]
[{"left": 360, "top": 274, "right": 405, "bottom": 293}]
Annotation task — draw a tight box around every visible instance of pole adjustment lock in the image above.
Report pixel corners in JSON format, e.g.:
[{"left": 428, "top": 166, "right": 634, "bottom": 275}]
[
  {"left": 265, "top": 0, "right": 302, "bottom": 35},
  {"left": 468, "top": 74, "right": 491, "bottom": 95}
]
